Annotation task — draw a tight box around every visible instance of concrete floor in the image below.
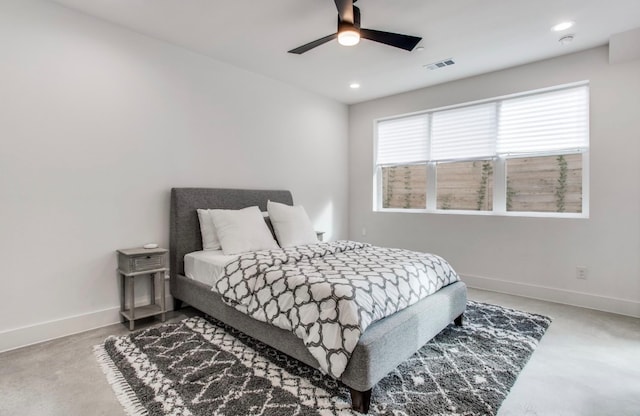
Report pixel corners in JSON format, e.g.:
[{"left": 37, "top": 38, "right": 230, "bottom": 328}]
[{"left": 1, "top": 288, "right": 639, "bottom": 416}]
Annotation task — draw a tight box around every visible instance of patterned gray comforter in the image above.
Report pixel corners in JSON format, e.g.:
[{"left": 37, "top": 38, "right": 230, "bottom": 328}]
[{"left": 215, "top": 240, "right": 459, "bottom": 378}]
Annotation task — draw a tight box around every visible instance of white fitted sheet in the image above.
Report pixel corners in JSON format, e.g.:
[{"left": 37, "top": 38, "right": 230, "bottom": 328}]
[{"left": 184, "top": 250, "right": 239, "bottom": 287}]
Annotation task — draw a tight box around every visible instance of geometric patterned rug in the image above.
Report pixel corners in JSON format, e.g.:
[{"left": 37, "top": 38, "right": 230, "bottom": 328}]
[{"left": 95, "top": 301, "right": 551, "bottom": 415}]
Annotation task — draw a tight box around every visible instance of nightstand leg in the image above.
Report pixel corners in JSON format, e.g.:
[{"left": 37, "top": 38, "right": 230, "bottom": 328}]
[
  {"left": 150, "top": 273, "right": 156, "bottom": 305},
  {"left": 160, "top": 271, "right": 166, "bottom": 322},
  {"left": 128, "top": 275, "right": 135, "bottom": 331},
  {"left": 119, "top": 273, "right": 125, "bottom": 323}
]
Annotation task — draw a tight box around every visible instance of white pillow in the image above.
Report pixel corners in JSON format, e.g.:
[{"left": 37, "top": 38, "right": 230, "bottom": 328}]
[
  {"left": 267, "top": 200, "right": 318, "bottom": 248},
  {"left": 197, "top": 209, "right": 221, "bottom": 251},
  {"left": 210, "top": 206, "right": 279, "bottom": 255}
]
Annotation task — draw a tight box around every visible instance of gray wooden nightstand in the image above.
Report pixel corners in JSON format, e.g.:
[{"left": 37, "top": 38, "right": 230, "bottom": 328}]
[{"left": 117, "top": 247, "right": 168, "bottom": 330}]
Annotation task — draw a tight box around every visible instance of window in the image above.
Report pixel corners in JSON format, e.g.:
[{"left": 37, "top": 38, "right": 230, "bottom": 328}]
[
  {"left": 374, "top": 83, "right": 589, "bottom": 216},
  {"left": 437, "top": 160, "right": 494, "bottom": 211},
  {"left": 381, "top": 164, "right": 427, "bottom": 209}
]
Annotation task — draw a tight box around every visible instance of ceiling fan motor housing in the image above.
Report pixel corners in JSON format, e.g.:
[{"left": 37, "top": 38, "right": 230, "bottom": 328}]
[{"left": 339, "top": 6, "right": 361, "bottom": 32}]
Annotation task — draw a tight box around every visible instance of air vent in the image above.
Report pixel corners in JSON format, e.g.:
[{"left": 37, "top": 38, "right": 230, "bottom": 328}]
[{"left": 424, "top": 58, "right": 455, "bottom": 70}]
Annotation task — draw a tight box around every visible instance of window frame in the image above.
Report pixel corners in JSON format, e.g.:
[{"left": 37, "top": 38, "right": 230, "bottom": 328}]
[{"left": 373, "top": 81, "right": 589, "bottom": 218}]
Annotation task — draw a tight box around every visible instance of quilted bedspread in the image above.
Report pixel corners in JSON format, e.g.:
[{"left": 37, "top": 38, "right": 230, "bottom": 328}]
[{"left": 214, "top": 240, "right": 459, "bottom": 378}]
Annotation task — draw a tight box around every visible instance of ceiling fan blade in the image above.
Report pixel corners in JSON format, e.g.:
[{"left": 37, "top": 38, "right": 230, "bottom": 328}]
[
  {"left": 288, "top": 33, "right": 338, "bottom": 54},
  {"left": 334, "top": 0, "right": 353, "bottom": 23},
  {"left": 360, "top": 28, "right": 422, "bottom": 51}
]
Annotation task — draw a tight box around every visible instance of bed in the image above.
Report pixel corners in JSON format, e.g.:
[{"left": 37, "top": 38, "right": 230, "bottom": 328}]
[{"left": 169, "top": 187, "right": 467, "bottom": 413}]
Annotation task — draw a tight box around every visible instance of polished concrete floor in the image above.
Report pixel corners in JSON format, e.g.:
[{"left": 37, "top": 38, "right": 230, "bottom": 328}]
[{"left": 1, "top": 288, "right": 639, "bottom": 416}]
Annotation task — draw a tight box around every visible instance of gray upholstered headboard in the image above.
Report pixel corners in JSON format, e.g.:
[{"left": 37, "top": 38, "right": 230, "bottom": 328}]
[{"left": 169, "top": 188, "right": 293, "bottom": 292}]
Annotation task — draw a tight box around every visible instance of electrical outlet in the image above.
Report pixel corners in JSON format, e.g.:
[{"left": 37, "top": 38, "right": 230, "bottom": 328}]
[
  {"left": 361, "top": 227, "right": 367, "bottom": 236},
  {"left": 576, "top": 267, "right": 587, "bottom": 280}
]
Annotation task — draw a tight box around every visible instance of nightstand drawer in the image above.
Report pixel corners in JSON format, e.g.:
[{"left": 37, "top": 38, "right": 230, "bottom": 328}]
[{"left": 133, "top": 255, "right": 163, "bottom": 271}]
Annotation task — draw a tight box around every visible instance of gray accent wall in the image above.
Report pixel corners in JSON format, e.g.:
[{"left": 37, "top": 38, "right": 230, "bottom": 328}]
[
  {"left": 348, "top": 46, "right": 640, "bottom": 317},
  {"left": 0, "top": 0, "right": 348, "bottom": 350}
]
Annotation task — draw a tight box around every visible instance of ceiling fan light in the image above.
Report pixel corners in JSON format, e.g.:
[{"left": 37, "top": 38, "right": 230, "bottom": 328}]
[{"left": 338, "top": 29, "right": 360, "bottom": 46}]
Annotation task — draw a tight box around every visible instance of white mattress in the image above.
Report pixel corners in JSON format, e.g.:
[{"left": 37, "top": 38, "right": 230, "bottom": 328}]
[{"left": 184, "top": 250, "right": 239, "bottom": 287}]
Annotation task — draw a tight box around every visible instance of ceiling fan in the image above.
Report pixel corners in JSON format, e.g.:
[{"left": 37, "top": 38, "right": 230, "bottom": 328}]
[{"left": 288, "top": 0, "right": 422, "bottom": 54}]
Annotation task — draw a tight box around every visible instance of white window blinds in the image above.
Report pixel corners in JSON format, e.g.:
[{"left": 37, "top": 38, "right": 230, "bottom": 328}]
[
  {"left": 376, "top": 114, "right": 429, "bottom": 165},
  {"left": 375, "top": 83, "right": 589, "bottom": 165},
  {"left": 497, "top": 86, "right": 589, "bottom": 155},
  {"left": 431, "top": 102, "right": 497, "bottom": 161}
]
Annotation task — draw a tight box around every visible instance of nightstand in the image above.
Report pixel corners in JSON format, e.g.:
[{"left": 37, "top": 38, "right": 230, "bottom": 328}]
[{"left": 117, "top": 247, "right": 168, "bottom": 330}]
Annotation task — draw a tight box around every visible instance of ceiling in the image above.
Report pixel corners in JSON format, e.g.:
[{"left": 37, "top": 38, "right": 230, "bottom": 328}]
[{"left": 50, "top": 0, "right": 640, "bottom": 104}]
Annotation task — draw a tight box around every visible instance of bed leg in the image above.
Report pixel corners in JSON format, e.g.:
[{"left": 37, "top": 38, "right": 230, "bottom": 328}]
[
  {"left": 349, "top": 388, "right": 372, "bottom": 414},
  {"left": 454, "top": 313, "right": 463, "bottom": 327},
  {"left": 173, "top": 297, "right": 183, "bottom": 311}
]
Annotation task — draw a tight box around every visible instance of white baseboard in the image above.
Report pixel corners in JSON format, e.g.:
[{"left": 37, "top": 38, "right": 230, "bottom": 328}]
[
  {"left": 4, "top": 275, "right": 638, "bottom": 354},
  {"left": 461, "top": 273, "right": 640, "bottom": 318},
  {"left": 0, "top": 290, "right": 174, "bottom": 354}
]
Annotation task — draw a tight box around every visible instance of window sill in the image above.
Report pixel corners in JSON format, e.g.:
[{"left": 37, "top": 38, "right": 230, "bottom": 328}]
[{"left": 374, "top": 208, "right": 588, "bottom": 219}]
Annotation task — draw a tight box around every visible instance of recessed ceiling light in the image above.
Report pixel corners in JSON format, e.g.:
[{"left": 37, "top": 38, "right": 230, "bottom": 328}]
[
  {"left": 350, "top": 83, "right": 361, "bottom": 89},
  {"left": 552, "top": 21, "right": 574, "bottom": 32}
]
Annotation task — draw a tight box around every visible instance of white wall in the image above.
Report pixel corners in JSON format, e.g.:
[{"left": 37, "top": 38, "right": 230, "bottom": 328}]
[
  {"left": 0, "top": 0, "right": 348, "bottom": 350},
  {"left": 349, "top": 46, "right": 640, "bottom": 317}
]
